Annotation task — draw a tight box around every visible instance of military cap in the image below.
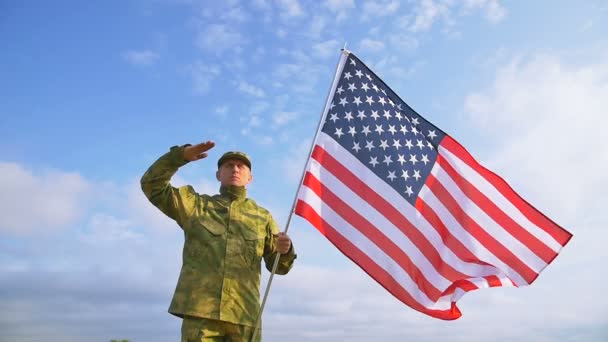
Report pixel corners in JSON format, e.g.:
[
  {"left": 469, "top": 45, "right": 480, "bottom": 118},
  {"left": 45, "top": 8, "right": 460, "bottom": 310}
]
[{"left": 217, "top": 151, "right": 252, "bottom": 170}]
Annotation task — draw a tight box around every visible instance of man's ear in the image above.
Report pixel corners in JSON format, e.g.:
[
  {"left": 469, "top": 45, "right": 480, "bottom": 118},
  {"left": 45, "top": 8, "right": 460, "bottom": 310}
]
[{"left": 215, "top": 170, "right": 220, "bottom": 181}]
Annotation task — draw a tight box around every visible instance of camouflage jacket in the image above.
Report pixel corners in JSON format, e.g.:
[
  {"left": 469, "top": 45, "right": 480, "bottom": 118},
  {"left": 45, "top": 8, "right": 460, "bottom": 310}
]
[{"left": 140, "top": 145, "right": 296, "bottom": 326}]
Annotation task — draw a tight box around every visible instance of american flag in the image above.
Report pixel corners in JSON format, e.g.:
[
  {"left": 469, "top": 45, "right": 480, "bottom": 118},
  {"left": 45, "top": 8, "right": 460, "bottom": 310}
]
[{"left": 294, "top": 51, "right": 572, "bottom": 319}]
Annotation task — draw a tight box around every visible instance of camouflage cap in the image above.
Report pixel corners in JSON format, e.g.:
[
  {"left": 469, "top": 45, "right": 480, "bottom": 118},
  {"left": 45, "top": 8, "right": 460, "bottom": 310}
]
[{"left": 217, "top": 151, "right": 252, "bottom": 170}]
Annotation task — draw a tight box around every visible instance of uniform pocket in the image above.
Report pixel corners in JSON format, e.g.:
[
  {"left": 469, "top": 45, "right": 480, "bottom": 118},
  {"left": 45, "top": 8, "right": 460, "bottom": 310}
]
[
  {"left": 241, "top": 226, "right": 265, "bottom": 260},
  {"left": 196, "top": 217, "right": 226, "bottom": 237}
]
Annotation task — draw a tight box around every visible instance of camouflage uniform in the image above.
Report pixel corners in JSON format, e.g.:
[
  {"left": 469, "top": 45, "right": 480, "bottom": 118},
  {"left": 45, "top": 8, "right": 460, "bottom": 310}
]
[{"left": 141, "top": 145, "right": 296, "bottom": 340}]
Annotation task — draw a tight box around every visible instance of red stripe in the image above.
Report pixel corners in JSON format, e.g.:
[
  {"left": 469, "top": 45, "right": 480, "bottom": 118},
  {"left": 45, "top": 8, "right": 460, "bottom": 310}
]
[
  {"left": 302, "top": 172, "right": 442, "bottom": 301},
  {"left": 441, "top": 136, "right": 572, "bottom": 246},
  {"left": 485, "top": 275, "right": 502, "bottom": 287},
  {"left": 426, "top": 172, "right": 539, "bottom": 284},
  {"left": 442, "top": 279, "right": 479, "bottom": 296},
  {"left": 415, "top": 197, "right": 495, "bottom": 268},
  {"left": 295, "top": 200, "right": 462, "bottom": 320},
  {"left": 310, "top": 146, "right": 472, "bottom": 284},
  {"left": 436, "top": 153, "right": 557, "bottom": 264}
]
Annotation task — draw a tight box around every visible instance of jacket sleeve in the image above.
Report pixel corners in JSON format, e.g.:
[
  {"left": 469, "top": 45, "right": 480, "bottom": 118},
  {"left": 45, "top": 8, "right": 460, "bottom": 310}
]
[
  {"left": 263, "top": 215, "right": 296, "bottom": 275},
  {"left": 140, "top": 145, "right": 198, "bottom": 228}
]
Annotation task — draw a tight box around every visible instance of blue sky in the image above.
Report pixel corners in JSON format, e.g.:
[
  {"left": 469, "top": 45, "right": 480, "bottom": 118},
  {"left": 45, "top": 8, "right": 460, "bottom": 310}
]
[{"left": 1, "top": 0, "right": 607, "bottom": 341}]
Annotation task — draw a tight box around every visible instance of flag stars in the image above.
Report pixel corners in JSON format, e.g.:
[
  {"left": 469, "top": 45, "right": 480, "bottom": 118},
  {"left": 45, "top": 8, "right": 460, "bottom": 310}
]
[
  {"left": 405, "top": 139, "right": 414, "bottom": 149},
  {"left": 362, "top": 125, "right": 371, "bottom": 136},
  {"left": 416, "top": 140, "right": 425, "bottom": 149},
  {"left": 372, "top": 84, "right": 379, "bottom": 92},
  {"left": 348, "top": 83, "right": 357, "bottom": 92},
  {"left": 334, "top": 127, "right": 344, "bottom": 138},
  {"left": 352, "top": 142, "right": 361, "bottom": 153},
  {"left": 361, "top": 83, "right": 370, "bottom": 92},
  {"left": 409, "top": 154, "right": 418, "bottom": 164},
  {"left": 397, "top": 154, "right": 406, "bottom": 165},
  {"left": 427, "top": 141, "right": 435, "bottom": 150},
  {"left": 365, "top": 96, "right": 375, "bottom": 105},
  {"left": 339, "top": 97, "right": 349, "bottom": 106},
  {"left": 411, "top": 117, "right": 420, "bottom": 125},
  {"left": 400, "top": 125, "right": 408, "bottom": 134},
  {"left": 421, "top": 154, "right": 430, "bottom": 165},
  {"left": 344, "top": 72, "right": 353, "bottom": 80},
  {"left": 355, "top": 69, "right": 364, "bottom": 78},
  {"left": 375, "top": 124, "right": 385, "bottom": 134},
  {"left": 383, "top": 110, "right": 392, "bottom": 120},
  {"left": 401, "top": 170, "right": 410, "bottom": 181},
  {"left": 336, "top": 86, "right": 344, "bottom": 95},
  {"left": 353, "top": 97, "right": 363, "bottom": 106},
  {"left": 344, "top": 112, "right": 354, "bottom": 121},
  {"left": 369, "top": 156, "right": 379, "bottom": 167},
  {"left": 357, "top": 110, "right": 367, "bottom": 120},
  {"left": 411, "top": 126, "right": 419, "bottom": 135},
  {"left": 349, "top": 58, "right": 356, "bottom": 66},
  {"left": 392, "top": 139, "right": 401, "bottom": 149},
  {"left": 383, "top": 155, "right": 393, "bottom": 166},
  {"left": 395, "top": 112, "right": 403, "bottom": 121},
  {"left": 365, "top": 140, "right": 375, "bottom": 151},
  {"left": 405, "top": 186, "right": 414, "bottom": 197},
  {"left": 329, "top": 113, "right": 339, "bottom": 123},
  {"left": 371, "top": 110, "right": 380, "bottom": 120},
  {"left": 379, "top": 139, "right": 389, "bottom": 150},
  {"left": 413, "top": 170, "right": 422, "bottom": 181},
  {"left": 348, "top": 126, "right": 357, "bottom": 137},
  {"left": 378, "top": 97, "right": 387, "bottom": 106},
  {"left": 387, "top": 171, "right": 397, "bottom": 182},
  {"left": 365, "top": 73, "right": 372, "bottom": 81},
  {"left": 388, "top": 125, "right": 397, "bottom": 135},
  {"left": 330, "top": 102, "right": 335, "bottom": 110},
  {"left": 427, "top": 130, "right": 437, "bottom": 140}
]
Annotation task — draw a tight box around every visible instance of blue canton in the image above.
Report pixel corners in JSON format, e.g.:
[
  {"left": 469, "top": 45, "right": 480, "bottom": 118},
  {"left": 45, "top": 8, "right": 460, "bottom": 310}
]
[{"left": 321, "top": 54, "right": 447, "bottom": 205}]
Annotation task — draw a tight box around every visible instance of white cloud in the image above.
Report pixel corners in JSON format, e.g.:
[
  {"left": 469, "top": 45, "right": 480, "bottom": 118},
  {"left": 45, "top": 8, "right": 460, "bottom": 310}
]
[
  {"left": 237, "top": 81, "right": 266, "bottom": 97},
  {"left": 273, "top": 111, "right": 298, "bottom": 126},
  {"left": 361, "top": 0, "right": 400, "bottom": 20},
  {"left": 81, "top": 214, "right": 142, "bottom": 244},
  {"left": 276, "top": 0, "right": 304, "bottom": 20},
  {"left": 325, "top": 0, "right": 355, "bottom": 12},
  {"left": 0, "top": 162, "right": 89, "bottom": 235},
  {"left": 358, "top": 38, "right": 385, "bottom": 53},
  {"left": 409, "top": 0, "right": 450, "bottom": 32},
  {"left": 215, "top": 105, "right": 229, "bottom": 117},
  {"left": 122, "top": 49, "right": 159, "bottom": 66},
  {"left": 312, "top": 39, "right": 341, "bottom": 58},
  {"left": 464, "top": 0, "right": 507, "bottom": 23},
  {"left": 309, "top": 15, "right": 326, "bottom": 38},
  {"left": 187, "top": 61, "right": 220, "bottom": 94},
  {"left": 464, "top": 54, "right": 608, "bottom": 223},
  {"left": 196, "top": 24, "right": 245, "bottom": 54}
]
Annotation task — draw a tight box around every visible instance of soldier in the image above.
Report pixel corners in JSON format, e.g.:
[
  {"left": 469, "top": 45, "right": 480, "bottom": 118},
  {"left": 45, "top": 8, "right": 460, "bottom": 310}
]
[{"left": 141, "top": 140, "right": 296, "bottom": 342}]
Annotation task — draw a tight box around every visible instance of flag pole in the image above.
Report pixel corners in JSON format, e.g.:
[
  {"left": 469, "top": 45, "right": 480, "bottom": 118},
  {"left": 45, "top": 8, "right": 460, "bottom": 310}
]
[{"left": 249, "top": 48, "right": 351, "bottom": 342}]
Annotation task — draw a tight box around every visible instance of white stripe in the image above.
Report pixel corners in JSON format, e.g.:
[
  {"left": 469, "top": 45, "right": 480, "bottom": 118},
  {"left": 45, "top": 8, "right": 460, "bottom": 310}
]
[
  {"left": 419, "top": 182, "right": 528, "bottom": 286},
  {"left": 439, "top": 145, "right": 563, "bottom": 252},
  {"left": 432, "top": 163, "right": 547, "bottom": 273},
  {"left": 303, "top": 133, "right": 501, "bottom": 278},
  {"left": 298, "top": 185, "right": 451, "bottom": 310},
  {"left": 305, "top": 158, "right": 452, "bottom": 292}
]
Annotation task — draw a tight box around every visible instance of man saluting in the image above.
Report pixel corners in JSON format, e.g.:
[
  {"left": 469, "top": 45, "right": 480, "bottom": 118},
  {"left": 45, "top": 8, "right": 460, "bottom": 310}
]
[{"left": 141, "top": 140, "right": 296, "bottom": 342}]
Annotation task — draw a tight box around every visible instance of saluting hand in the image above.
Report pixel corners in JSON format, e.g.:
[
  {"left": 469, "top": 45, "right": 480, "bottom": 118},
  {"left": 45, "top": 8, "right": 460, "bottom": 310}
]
[
  {"left": 276, "top": 232, "right": 292, "bottom": 254},
  {"left": 184, "top": 140, "right": 216, "bottom": 162}
]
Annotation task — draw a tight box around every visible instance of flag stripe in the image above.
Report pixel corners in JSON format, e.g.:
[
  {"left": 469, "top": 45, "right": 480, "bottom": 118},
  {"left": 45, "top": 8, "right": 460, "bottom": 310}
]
[
  {"left": 419, "top": 184, "right": 527, "bottom": 286},
  {"left": 312, "top": 139, "right": 502, "bottom": 280},
  {"left": 295, "top": 188, "right": 436, "bottom": 308},
  {"left": 309, "top": 134, "right": 506, "bottom": 279},
  {"left": 425, "top": 172, "right": 539, "bottom": 284},
  {"left": 436, "top": 153, "right": 558, "bottom": 264},
  {"left": 302, "top": 171, "right": 444, "bottom": 300},
  {"left": 295, "top": 199, "right": 463, "bottom": 320},
  {"left": 441, "top": 136, "right": 571, "bottom": 246},
  {"left": 431, "top": 161, "right": 548, "bottom": 274}
]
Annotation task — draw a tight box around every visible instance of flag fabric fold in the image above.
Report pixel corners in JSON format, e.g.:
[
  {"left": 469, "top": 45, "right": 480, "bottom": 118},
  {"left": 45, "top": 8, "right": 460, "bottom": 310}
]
[{"left": 294, "top": 51, "right": 572, "bottom": 320}]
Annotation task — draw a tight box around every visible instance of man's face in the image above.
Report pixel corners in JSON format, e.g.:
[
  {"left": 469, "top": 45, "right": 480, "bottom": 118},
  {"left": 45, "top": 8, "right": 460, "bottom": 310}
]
[{"left": 216, "top": 159, "right": 252, "bottom": 187}]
